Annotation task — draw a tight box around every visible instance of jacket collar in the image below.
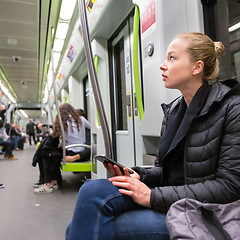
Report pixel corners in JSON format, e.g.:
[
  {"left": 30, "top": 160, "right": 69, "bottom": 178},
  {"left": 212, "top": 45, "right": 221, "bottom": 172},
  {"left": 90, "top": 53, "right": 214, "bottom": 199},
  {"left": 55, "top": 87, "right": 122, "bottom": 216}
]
[
  {"left": 199, "top": 79, "right": 240, "bottom": 117},
  {"left": 162, "top": 79, "right": 240, "bottom": 118}
]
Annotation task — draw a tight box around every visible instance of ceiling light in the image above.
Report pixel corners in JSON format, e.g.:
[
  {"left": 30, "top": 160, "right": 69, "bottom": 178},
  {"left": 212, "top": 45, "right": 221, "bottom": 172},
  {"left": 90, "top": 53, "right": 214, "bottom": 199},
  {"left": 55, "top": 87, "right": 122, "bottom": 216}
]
[
  {"left": 53, "top": 39, "right": 64, "bottom": 52},
  {"left": 56, "top": 22, "right": 69, "bottom": 40},
  {"left": 60, "top": 0, "right": 76, "bottom": 20},
  {"left": 7, "top": 38, "right": 18, "bottom": 46},
  {"left": 229, "top": 22, "right": 240, "bottom": 32}
]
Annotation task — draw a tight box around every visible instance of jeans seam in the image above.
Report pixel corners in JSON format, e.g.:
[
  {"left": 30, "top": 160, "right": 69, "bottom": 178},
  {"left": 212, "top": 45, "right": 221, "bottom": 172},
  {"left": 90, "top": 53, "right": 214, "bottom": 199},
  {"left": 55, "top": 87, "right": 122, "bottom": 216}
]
[{"left": 94, "top": 192, "right": 122, "bottom": 240}]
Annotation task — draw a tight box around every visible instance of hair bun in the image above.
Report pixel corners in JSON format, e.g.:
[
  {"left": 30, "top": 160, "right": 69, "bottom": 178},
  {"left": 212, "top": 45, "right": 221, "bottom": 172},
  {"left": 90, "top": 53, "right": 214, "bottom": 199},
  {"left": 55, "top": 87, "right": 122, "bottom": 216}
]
[{"left": 214, "top": 41, "right": 225, "bottom": 57}]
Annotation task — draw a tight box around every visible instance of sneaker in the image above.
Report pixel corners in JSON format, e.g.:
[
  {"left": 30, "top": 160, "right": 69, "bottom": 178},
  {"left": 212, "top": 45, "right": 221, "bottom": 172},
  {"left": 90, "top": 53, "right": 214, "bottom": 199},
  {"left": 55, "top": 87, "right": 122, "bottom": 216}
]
[
  {"left": 33, "top": 182, "right": 44, "bottom": 188},
  {"left": 51, "top": 183, "right": 59, "bottom": 190},
  {"left": 4, "top": 153, "right": 9, "bottom": 158},
  {"left": 0, "top": 184, "right": 4, "bottom": 189},
  {"left": 34, "top": 184, "right": 53, "bottom": 194},
  {"left": 8, "top": 155, "right": 18, "bottom": 160}
]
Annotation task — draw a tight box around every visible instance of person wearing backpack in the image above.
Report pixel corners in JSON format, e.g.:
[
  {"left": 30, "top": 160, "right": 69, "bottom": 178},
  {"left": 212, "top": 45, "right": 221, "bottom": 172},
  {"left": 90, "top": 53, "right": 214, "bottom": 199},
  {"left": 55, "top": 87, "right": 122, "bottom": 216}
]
[{"left": 66, "top": 32, "right": 240, "bottom": 240}]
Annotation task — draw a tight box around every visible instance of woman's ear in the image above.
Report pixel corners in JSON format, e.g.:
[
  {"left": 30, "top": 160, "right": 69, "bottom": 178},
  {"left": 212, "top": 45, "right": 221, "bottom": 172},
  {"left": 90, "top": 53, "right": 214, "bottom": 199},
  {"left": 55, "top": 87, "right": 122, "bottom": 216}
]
[{"left": 192, "top": 60, "right": 204, "bottom": 76}]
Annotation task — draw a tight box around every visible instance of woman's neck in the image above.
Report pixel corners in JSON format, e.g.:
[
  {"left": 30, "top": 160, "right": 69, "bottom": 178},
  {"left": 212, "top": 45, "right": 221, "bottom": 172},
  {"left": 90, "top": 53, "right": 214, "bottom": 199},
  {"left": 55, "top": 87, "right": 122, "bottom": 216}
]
[{"left": 180, "top": 81, "right": 203, "bottom": 107}]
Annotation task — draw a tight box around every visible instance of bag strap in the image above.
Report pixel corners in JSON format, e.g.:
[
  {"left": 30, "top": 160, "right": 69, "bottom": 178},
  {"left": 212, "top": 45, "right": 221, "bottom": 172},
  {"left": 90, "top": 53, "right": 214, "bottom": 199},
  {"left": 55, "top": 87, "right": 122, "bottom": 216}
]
[{"left": 201, "top": 207, "right": 232, "bottom": 240}]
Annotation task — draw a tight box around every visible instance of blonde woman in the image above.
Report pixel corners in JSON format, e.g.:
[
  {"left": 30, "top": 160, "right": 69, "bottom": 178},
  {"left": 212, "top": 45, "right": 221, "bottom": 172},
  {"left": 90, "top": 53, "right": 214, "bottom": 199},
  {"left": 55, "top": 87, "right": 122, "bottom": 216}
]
[{"left": 66, "top": 33, "right": 240, "bottom": 239}]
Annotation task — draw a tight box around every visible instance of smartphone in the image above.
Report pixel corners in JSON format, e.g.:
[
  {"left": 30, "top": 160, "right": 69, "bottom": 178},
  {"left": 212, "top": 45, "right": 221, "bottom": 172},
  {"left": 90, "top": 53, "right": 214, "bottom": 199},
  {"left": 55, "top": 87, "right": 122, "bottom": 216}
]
[{"left": 94, "top": 155, "right": 134, "bottom": 174}]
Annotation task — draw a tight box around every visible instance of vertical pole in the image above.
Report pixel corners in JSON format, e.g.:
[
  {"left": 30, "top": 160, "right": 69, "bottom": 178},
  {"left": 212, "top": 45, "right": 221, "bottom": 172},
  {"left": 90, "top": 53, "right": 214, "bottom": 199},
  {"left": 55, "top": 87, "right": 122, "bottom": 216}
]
[{"left": 50, "top": 27, "right": 66, "bottom": 164}]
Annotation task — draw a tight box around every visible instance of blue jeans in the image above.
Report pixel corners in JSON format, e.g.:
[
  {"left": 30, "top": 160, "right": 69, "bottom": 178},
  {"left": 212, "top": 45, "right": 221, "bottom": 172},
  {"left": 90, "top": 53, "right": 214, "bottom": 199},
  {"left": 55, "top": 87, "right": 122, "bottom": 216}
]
[
  {"left": 66, "top": 179, "right": 169, "bottom": 240},
  {"left": 12, "top": 136, "right": 19, "bottom": 149},
  {"left": 0, "top": 140, "right": 14, "bottom": 156}
]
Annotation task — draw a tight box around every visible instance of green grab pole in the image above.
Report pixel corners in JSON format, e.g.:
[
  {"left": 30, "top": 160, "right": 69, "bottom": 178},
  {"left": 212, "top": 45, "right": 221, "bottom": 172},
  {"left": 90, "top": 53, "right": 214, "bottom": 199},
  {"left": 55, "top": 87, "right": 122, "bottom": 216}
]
[
  {"left": 133, "top": 6, "right": 144, "bottom": 121},
  {"left": 94, "top": 55, "right": 101, "bottom": 127}
]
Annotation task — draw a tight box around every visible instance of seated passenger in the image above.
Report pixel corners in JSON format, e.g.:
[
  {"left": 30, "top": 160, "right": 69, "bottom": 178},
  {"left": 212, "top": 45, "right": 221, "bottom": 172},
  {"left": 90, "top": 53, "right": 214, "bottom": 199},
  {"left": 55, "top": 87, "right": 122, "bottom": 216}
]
[
  {"left": 0, "top": 126, "right": 17, "bottom": 160},
  {"left": 66, "top": 33, "right": 240, "bottom": 239},
  {"left": 33, "top": 132, "right": 62, "bottom": 194},
  {"left": 34, "top": 103, "right": 90, "bottom": 193},
  {"left": 65, "top": 108, "right": 91, "bottom": 162},
  {"left": 52, "top": 104, "right": 91, "bottom": 163},
  {"left": 6, "top": 123, "right": 21, "bottom": 151}
]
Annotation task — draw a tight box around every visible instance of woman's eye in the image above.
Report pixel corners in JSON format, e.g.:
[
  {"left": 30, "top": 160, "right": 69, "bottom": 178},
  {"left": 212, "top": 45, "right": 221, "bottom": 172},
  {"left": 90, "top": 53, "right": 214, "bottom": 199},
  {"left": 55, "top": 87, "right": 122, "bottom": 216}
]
[{"left": 169, "top": 56, "right": 174, "bottom": 60}]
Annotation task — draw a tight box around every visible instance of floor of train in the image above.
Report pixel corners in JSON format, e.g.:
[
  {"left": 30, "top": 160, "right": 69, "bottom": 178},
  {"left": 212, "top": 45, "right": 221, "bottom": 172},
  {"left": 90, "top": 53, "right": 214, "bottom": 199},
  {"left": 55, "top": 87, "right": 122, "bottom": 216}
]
[{"left": 0, "top": 143, "right": 90, "bottom": 240}]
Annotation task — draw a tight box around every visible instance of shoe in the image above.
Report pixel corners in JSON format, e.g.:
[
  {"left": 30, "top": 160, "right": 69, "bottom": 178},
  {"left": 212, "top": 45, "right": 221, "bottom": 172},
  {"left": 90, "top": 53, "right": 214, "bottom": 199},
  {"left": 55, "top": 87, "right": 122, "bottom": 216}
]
[
  {"left": 14, "top": 148, "right": 19, "bottom": 151},
  {"left": 4, "top": 153, "right": 9, "bottom": 158},
  {"left": 51, "top": 183, "right": 59, "bottom": 190},
  {"left": 0, "top": 184, "right": 4, "bottom": 189},
  {"left": 8, "top": 155, "right": 18, "bottom": 160},
  {"left": 34, "top": 184, "right": 53, "bottom": 194},
  {"left": 33, "top": 182, "right": 44, "bottom": 188}
]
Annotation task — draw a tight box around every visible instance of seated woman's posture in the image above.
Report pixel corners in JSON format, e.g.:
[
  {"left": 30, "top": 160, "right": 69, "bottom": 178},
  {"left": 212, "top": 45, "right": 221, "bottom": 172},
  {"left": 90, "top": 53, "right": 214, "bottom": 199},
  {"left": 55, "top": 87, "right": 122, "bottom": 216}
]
[
  {"left": 34, "top": 103, "right": 90, "bottom": 193},
  {"left": 54, "top": 105, "right": 91, "bottom": 163},
  {"left": 66, "top": 32, "right": 240, "bottom": 239}
]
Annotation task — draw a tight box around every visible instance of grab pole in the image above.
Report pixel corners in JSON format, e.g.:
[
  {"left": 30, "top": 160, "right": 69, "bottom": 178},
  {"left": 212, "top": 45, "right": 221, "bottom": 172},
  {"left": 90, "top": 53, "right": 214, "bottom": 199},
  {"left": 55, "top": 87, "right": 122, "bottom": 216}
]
[
  {"left": 50, "top": 28, "right": 66, "bottom": 164},
  {"left": 78, "top": 0, "right": 113, "bottom": 159}
]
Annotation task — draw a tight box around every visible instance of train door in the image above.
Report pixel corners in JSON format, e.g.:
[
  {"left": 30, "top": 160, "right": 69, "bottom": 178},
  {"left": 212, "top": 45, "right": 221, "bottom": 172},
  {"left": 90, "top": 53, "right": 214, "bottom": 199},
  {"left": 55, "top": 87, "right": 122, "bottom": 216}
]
[{"left": 109, "top": 13, "right": 141, "bottom": 167}]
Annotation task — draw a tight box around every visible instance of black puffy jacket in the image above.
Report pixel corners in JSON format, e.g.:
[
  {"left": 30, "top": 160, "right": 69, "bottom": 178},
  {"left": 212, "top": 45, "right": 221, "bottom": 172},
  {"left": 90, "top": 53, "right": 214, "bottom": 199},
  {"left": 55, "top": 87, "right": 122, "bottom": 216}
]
[{"left": 134, "top": 79, "right": 240, "bottom": 213}]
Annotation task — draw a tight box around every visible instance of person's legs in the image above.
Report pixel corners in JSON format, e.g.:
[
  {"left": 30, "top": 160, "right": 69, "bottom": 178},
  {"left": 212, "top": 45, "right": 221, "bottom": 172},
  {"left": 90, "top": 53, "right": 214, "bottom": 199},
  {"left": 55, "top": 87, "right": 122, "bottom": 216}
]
[
  {"left": 4, "top": 140, "right": 14, "bottom": 156},
  {"left": 66, "top": 179, "right": 169, "bottom": 240},
  {"left": 28, "top": 134, "right": 32, "bottom": 145},
  {"left": 115, "top": 210, "right": 169, "bottom": 240}
]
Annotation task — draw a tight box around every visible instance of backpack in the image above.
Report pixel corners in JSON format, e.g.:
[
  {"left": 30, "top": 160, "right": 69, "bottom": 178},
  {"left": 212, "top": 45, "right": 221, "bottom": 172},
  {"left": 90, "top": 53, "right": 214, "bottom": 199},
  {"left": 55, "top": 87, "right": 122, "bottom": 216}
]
[{"left": 166, "top": 198, "right": 240, "bottom": 240}]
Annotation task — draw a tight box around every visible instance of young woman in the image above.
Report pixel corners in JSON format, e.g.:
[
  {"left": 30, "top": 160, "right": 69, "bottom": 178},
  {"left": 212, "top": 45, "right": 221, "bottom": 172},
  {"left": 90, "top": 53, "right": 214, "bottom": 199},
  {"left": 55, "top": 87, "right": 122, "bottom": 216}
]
[
  {"left": 34, "top": 103, "right": 90, "bottom": 193},
  {"left": 66, "top": 32, "right": 240, "bottom": 239}
]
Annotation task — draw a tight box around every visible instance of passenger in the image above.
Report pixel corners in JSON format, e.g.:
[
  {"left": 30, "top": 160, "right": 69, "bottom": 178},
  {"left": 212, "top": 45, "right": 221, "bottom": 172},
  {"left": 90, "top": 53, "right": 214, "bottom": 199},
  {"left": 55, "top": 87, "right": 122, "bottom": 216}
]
[
  {"left": 6, "top": 123, "right": 21, "bottom": 151},
  {"left": 0, "top": 106, "right": 17, "bottom": 160},
  {"left": 52, "top": 104, "right": 91, "bottom": 163},
  {"left": 35, "top": 122, "right": 42, "bottom": 142},
  {"left": 33, "top": 118, "right": 62, "bottom": 193},
  {"left": 15, "top": 125, "right": 26, "bottom": 150},
  {"left": 32, "top": 124, "right": 55, "bottom": 188},
  {"left": 0, "top": 126, "right": 17, "bottom": 160},
  {"left": 34, "top": 103, "right": 90, "bottom": 193},
  {"left": 66, "top": 32, "right": 240, "bottom": 239},
  {"left": 26, "top": 119, "right": 36, "bottom": 145},
  {"left": 65, "top": 108, "right": 91, "bottom": 163}
]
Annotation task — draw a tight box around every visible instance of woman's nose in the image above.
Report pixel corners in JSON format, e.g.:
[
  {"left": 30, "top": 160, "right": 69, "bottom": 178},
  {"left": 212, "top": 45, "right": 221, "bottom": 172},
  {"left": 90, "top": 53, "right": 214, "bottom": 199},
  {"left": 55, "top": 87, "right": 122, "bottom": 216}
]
[{"left": 160, "top": 63, "right": 167, "bottom": 71}]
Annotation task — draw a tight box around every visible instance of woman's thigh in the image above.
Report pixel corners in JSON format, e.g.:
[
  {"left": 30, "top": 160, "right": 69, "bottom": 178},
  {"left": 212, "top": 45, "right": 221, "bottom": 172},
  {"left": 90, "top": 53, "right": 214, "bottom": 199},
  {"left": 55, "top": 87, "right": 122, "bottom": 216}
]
[{"left": 115, "top": 209, "right": 169, "bottom": 240}]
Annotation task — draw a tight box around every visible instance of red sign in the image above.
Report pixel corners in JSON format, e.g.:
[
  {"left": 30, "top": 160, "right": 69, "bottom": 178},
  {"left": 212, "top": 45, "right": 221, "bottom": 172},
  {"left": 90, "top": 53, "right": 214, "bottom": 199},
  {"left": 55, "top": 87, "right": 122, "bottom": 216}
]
[
  {"left": 141, "top": 1, "right": 156, "bottom": 34},
  {"left": 67, "top": 45, "right": 76, "bottom": 62}
]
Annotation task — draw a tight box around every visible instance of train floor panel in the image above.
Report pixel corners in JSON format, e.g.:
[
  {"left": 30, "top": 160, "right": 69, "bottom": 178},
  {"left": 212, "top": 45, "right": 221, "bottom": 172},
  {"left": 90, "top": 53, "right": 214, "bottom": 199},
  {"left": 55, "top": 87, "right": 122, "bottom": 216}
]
[{"left": 0, "top": 143, "right": 90, "bottom": 240}]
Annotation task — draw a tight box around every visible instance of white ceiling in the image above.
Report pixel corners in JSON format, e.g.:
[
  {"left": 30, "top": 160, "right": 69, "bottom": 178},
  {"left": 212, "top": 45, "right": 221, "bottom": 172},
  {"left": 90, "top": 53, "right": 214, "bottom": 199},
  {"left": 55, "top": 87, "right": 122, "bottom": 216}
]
[{"left": 0, "top": 0, "right": 59, "bottom": 118}]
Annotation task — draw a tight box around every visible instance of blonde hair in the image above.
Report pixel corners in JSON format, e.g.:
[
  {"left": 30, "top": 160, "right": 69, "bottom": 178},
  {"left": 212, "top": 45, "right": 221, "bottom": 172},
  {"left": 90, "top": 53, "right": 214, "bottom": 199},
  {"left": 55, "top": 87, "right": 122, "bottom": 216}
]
[{"left": 175, "top": 32, "right": 225, "bottom": 82}]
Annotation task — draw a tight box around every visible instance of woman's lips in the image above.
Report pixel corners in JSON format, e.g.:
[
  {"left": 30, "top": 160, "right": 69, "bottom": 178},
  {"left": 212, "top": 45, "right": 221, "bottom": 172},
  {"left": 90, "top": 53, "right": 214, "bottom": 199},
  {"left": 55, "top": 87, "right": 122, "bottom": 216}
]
[{"left": 162, "top": 74, "right": 168, "bottom": 81}]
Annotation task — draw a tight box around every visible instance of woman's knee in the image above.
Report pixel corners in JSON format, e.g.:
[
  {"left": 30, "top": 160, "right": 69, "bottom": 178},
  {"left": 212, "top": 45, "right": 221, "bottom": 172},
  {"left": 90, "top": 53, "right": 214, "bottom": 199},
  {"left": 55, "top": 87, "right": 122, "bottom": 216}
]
[{"left": 77, "top": 179, "right": 117, "bottom": 202}]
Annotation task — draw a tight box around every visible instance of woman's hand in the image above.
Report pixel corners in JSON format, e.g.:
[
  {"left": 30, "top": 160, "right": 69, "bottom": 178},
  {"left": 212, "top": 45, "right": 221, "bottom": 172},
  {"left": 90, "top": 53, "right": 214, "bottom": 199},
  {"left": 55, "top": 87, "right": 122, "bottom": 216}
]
[
  {"left": 103, "top": 162, "right": 140, "bottom": 180},
  {"left": 109, "top": 175, "right": 151, "bottom": 208}
]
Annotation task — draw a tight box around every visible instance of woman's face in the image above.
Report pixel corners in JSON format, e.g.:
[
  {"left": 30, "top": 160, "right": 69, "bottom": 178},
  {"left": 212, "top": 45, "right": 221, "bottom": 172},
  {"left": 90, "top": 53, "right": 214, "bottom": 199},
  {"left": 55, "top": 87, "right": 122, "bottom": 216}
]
[{"left": 160, "top": 38, "right": 195, "bottom": 90}]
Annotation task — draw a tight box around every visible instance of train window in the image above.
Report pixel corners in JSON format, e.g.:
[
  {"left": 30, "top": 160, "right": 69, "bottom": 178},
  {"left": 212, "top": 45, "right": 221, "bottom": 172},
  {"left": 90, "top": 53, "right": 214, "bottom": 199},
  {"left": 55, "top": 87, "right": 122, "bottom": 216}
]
[{"left": 113, "top": 37, "right": 128, "bottom": 131}]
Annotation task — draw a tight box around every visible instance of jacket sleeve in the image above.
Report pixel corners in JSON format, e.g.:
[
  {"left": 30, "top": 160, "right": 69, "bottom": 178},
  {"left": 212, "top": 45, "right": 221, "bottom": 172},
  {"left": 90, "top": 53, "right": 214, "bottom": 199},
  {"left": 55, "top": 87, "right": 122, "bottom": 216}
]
[
  {"left": 151, "top": 99, "right": 240, "bottom": 213},
  {"left": 132, "top": 166, "right": 163, "bottom": 188}
]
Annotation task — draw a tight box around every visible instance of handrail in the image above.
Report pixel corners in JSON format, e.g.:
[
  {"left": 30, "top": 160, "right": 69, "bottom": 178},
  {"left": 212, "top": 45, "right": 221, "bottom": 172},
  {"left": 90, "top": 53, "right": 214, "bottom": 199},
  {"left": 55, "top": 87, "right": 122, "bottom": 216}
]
[
  {"left": 133, "top": 6, "right": 144, "bottom": 121},
  {"left": 78, "top": 0, "right": 113, "bottom": 159},
  {"left": 50, "top": 27, "right": 66, "bottom": 165}
]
